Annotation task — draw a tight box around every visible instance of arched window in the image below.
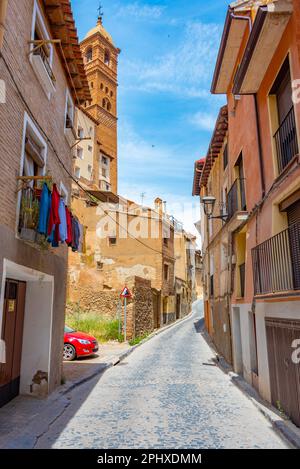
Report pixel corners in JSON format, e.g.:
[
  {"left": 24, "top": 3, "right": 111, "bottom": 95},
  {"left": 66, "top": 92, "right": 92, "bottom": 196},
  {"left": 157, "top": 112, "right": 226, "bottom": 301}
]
[
  {"left": 104, "top": 48, "right": 110, "bottom": 66},
  {"left": 86, "top": 47, "right": 93, "bottom": 63},
  {"left": 102, "top": 98, "right": 106, "bottom": 108},
  {"left": 100, "top": 83, "right": 104, "bottom": 90},
  {"left": 110, "top": 91, "right": 113, "bottom": 97},
  {"left": 107, "top": 100, "right": 111, "bottom": 112},
  {"left": 102, "top": 98, "right": 112, "bottom": 112},
  {"left": 105, "top": 86, "right": 108, "bottom": 94}
]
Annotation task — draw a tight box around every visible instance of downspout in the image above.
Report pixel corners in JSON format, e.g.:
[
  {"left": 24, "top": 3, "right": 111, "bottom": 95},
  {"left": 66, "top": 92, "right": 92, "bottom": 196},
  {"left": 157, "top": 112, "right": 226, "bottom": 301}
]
[
  {"left": 230, "top": 13, "right": 252, "bottom": 32},
  {"left": 254, "top": 94, "right": 266, "bottom": 198}
]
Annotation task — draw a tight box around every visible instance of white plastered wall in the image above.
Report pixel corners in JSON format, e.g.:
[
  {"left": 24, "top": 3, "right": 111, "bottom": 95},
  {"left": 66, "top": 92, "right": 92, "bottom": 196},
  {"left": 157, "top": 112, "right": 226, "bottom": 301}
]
[{"left": 0, "top": 259, "right": 54, "bottom": 396}]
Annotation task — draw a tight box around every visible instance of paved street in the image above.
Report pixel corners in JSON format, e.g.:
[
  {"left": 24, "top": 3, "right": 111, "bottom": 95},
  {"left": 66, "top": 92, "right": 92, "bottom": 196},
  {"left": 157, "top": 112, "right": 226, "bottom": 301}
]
[{"left": 36, "top": 303, "right": 289, "bottom": 449}]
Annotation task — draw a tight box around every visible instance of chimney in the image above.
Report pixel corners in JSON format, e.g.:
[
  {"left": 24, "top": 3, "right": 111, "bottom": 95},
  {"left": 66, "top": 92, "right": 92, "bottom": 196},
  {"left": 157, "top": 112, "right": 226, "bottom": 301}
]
[{"left": 154, "top": 197, "right": 163, "bottom": 216}]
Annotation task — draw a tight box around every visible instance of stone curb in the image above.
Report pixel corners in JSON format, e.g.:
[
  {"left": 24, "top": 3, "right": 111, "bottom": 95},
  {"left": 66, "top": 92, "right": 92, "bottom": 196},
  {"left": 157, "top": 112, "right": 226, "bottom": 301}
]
[{"left": 201, "top": 329, "right": 300, "bottom": 449}]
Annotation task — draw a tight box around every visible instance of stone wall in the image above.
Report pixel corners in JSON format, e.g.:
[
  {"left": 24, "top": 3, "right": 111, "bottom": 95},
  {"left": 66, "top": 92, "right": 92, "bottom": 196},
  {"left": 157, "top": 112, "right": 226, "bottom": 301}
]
[
  {"left": 67, "top": 290, "right": 120, "bottom": 319},
  {"left": 122, "top": 276, "right": 154, "bottom": 340}
]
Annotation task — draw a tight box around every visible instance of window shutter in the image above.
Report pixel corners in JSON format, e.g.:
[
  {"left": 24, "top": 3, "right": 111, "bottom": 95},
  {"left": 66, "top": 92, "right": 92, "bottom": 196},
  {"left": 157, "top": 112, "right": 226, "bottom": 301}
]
[{"left": 25, "top": 136, "right": 44, "bottom": 168}]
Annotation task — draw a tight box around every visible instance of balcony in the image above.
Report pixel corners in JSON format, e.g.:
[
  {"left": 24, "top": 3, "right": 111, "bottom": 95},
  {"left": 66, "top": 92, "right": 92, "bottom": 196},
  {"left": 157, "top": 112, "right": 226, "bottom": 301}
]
[
  {"left": 225, "top": 178, "right": 248, "bottom": 231},
  {"left": 252, "top": 222, "right": 300, "bottom": 296},
  {"left": 31, "top": 47, "right": 56, "bottom": 96},
  {"left": 274, "top": 106, "right": 299, "bottom": 174}
]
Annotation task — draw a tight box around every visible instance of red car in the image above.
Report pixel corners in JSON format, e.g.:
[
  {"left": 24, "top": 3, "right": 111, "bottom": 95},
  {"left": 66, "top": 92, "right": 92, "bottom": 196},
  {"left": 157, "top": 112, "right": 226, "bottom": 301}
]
[{"left": 63, "top": 326, "right": 99, "bottom": 361}]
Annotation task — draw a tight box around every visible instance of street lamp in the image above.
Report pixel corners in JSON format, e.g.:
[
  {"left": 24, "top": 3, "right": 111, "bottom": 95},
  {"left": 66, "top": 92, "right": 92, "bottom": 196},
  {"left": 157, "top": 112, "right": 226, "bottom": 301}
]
[
  {"left": 201, "top": 196, "right": 216, "bottom": 217},
  {"left": 201, "top": 195, "right": 227, "bottom": 220}
]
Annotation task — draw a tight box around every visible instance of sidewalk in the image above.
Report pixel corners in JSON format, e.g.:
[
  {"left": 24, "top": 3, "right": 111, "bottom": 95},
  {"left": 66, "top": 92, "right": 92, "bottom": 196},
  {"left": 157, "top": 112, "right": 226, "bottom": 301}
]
[{"left": 201, "top": 326, "right": 300, "bottom": 449}]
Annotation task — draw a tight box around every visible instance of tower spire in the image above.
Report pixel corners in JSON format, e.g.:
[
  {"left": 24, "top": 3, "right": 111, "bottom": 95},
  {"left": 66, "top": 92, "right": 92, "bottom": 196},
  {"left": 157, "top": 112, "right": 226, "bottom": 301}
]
[{"left": 97, "top": 2, "right": 104, "bottom": 24}]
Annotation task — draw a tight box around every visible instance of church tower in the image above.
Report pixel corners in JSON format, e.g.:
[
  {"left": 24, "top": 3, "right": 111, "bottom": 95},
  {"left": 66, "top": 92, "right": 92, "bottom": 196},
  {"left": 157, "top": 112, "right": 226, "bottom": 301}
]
[{"left": 80, "top": 10, "right": 120, "bottom": 194}]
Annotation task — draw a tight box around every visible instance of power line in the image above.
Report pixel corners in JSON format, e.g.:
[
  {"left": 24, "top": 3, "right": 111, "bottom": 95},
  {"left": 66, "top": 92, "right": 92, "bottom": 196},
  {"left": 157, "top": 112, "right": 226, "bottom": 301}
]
[{"left": 0, "top": 51, "right": 174, "bottom": 258}]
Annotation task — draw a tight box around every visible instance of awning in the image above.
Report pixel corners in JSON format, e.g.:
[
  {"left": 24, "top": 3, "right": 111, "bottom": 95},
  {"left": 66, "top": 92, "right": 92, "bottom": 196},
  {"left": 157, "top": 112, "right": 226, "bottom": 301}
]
[{"left": 233, "top": 2, "right": 293, "bottom": 95}]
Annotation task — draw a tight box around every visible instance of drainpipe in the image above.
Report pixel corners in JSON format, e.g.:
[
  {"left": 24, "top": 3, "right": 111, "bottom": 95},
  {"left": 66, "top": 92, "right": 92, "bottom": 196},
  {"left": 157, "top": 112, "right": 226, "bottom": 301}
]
[
  {"left": 230, "top": 12, "right": 252, "bottom": 33},
  {"left": 254, "top": 94, "right": 266, "bottom": 198}
]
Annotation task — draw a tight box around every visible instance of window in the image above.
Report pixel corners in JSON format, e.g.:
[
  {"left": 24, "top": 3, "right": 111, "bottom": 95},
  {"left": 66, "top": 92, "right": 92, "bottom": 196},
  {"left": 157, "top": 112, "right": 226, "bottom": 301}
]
[
  {"left": 88, "top": 164, "right": 92, "bottom": 174},
  {"left": 88, "top": 145, "right": 93, "bottom": 152},
  {"left": 102, "top": 98, "right": 111, "bottom": 112},
  {"left": 85, "top": 47, "right": 93, "bottom": 63},
  {"left": 270, "top": 56, "right": 298, "bottom": 174},
  {"left": 100, "top": 83, "right": 104, "bottom": 90},
  {"left": 74, "top": 166, "right": 80, "bottom": 179},
  {"left": 109, "top": 237, "right": 117, "bottom": 246},
  {"left": 102, "top": 156, "right": 108, "bottom": 165},
  {"left": 60, "top": 182, "right": 69, "bottom": 205},
  {"left": 77, "top": 147, "right": 83, "bottom": 160},
  {"left": 105, "top": 86, "right": 109, "bottom": 94},
  {"left": 110, "top": 91, "right": 113, "bottom": 98},
  {"left": 163, "top": 238, "right": 168, "bottom": 247},
  {"left": 164, "top": 264, "right": 169, "bottom": 281},
  {"left": 102, "top": 168, "right": 107, "bottom": 178},
  {"left": 223, "top": 144, "right": 228, "bottom": 170},
  {"left": 97, "top": 261, "right": 103, "bottom": 271},
  {"left": 104, "top": 49, "right": 110, "bottom": 66},
  {"left": 78, "top": 127, "right": 84, "bottom": 139},
  {"left": 18, "top": 113, "right": 47, "bottom": 236},
  {"left": 65, "top": 89, "right": 74, "bottom": 130},
  {"left": 90, "top": 82, "right": 94, "bottom": 89},
  {"left": 30, "top": 0, "right": 55, "bottom": 97}
]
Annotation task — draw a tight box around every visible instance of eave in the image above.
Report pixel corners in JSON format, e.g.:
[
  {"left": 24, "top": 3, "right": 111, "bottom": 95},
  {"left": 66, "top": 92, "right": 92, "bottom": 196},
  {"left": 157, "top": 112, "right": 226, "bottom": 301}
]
[
  {"left": 211, "top": 9, "right": 249, "bottom": 94},
  {"left": 233, "top": 2, "right": 293, "bottom": 95},
  {"left": 200, "top": 106, "right": 228, "bottom": 188},
  {"left": 192, "top": 158, "right": 205, "bottom": 196},
  {"left": 43, "top": 0, "right": 91, "bottom": 104}
]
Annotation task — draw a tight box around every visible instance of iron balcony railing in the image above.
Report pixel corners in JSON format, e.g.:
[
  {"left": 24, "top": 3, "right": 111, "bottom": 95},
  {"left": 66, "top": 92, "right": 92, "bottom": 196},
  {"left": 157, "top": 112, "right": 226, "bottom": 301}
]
[
  {"left": 227, "top": 178, "right": 246, "bottom": 221},
  {"left": 34, "top": 47, "right": 56, "bottom": 84},
  {"left": 252, "top": 222, "right": 300, "bottom": 295},
  {"left": 274, "top": 106, "right": 299, "bottom": 174}
]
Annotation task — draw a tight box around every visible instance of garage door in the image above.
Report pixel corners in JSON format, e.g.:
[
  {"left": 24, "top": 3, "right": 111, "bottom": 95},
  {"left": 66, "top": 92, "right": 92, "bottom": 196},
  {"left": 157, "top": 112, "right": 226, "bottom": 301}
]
[{"left": 266, "top": 318, "right": 300, "bottom": 427}]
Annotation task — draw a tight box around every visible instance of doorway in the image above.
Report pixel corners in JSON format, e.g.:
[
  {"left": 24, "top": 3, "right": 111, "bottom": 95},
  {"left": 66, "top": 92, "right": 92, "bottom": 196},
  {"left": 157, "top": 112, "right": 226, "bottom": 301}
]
[
  {"left": 232, "top": 307, "right": 243, "bottom": 375},
  {"left": 176, "top": 294, "right": 181, "bottom": 320},
  {"left": 0, "top": 280, "right": 26, "bottom": 407}
]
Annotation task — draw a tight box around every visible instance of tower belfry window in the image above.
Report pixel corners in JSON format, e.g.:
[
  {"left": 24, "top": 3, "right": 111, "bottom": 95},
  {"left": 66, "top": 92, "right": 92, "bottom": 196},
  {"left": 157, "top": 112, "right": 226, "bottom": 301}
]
[
  {"left": 104, "top": 49, "right": 110, "bottom": 66},
  {"left": 86, "top": 47, "right": 93, "bottom": 63}
]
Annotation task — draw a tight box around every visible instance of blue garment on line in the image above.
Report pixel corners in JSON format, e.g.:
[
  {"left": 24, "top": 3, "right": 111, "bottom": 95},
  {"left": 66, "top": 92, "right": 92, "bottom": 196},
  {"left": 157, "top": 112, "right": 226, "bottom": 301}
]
[
  {"left": 58, "top": 198, "right": 67, "bottom": 243},
  {"left": 37, "top": 183, "right": 51, "bottom": 235}
]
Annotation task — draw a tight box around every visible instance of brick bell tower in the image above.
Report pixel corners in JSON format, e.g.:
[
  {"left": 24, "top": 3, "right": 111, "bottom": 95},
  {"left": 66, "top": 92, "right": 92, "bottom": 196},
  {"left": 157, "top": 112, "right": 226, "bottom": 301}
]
[{"left": 80, "top": 9, "right": 120, "bottom": 194}]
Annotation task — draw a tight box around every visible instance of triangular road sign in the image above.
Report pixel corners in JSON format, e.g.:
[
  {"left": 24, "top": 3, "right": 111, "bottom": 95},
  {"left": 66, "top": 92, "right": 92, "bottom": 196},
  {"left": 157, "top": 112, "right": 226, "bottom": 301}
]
[{"left": 120, "top": 286, "right": 132, "bottom": 298}]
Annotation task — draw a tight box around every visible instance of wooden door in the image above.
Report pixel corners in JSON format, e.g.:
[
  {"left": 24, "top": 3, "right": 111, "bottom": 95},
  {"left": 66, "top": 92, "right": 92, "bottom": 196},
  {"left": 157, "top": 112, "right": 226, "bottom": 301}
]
[
  {"left": 0, "top": 280, "right": 26, "bottom": 407},
  {"left": 266, "top": 318, "right": 300, "bottom": 427},
  {"left": 287, "top": 200, "right": 300, "bottom": 290}
]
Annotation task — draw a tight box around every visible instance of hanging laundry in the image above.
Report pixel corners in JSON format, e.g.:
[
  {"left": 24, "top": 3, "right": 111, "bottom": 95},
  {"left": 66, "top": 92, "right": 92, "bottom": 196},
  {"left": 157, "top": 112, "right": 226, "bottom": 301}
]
[
  {"left": 48, "top": 183, "right": 61, "bottom": 236},
  {"left": 58, "top": 198, "right": 67, "bottom": 243},
  {"left": 78, "top": 223, "right": 84, "bottom": 253},
  {"left": 37, "top": 183, "right": 51, "bottom": 235},
  {"left": 65, "top": 206, "right": 73, "bottom": 246},
  {"left": 72, "top": 216, "right": 81, "bottom": 252}
]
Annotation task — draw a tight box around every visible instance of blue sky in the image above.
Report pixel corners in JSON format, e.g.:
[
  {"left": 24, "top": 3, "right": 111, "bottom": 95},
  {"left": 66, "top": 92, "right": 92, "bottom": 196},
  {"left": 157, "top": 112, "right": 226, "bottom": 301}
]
[{"left": 72, "top": 0, "right": 227, "bottom": 236}]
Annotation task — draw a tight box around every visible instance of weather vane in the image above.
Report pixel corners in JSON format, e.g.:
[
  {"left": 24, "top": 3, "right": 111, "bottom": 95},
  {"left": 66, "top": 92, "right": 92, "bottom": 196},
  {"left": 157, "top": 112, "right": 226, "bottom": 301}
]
[{"left": 97, "top": 2, "right": 104, "bottom": 20}]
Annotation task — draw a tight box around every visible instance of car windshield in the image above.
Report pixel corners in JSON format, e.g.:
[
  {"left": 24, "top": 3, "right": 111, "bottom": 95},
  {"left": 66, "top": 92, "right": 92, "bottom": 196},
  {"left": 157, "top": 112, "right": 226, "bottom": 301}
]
[{"left": 64, "top": 326, "right": 76, "bottom": 333}]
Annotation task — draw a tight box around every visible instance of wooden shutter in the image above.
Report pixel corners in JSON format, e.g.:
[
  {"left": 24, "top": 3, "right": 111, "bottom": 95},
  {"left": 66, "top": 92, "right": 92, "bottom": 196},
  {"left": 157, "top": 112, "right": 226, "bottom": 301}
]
[{"left": 287, "top": 200, "right": 300, "bottom": 226}]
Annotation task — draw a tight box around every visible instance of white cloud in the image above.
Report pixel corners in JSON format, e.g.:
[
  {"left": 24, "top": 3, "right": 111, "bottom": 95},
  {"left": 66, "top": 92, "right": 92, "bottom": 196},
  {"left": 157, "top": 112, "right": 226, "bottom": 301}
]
[
  {"left": 189, "top": 111, "right": 217, "bottom": 132},
  {"left": 116, "top": 2, "right": 165, "bottom": 20},
  {"left": 122, "top": 21, "right": 222, "bottom": 99}
]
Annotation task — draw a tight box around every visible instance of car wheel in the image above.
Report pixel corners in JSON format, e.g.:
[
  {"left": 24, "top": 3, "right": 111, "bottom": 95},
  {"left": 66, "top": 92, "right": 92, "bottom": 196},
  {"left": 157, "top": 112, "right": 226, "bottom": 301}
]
[{"left": 63, "top": 343, "right": 76, "bottom": 361}]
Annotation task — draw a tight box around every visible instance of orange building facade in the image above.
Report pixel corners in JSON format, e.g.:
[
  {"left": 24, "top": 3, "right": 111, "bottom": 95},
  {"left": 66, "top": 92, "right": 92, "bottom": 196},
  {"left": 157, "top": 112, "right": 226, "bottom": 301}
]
[{"left": 194, "top": 0, "right": 300, "bottom": 427}]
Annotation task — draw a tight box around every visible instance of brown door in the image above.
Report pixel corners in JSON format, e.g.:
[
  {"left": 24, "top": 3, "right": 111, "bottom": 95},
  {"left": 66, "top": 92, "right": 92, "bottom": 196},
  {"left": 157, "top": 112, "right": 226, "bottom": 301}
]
[
  {"left": 266, "top": 318, "right": 300, "bottom": 427},
  {"left": 0, "top": 280, "right": 26, "bottom": 407},
  {"left": 287, "top": 200, "right": 300, "bottom": 290}
]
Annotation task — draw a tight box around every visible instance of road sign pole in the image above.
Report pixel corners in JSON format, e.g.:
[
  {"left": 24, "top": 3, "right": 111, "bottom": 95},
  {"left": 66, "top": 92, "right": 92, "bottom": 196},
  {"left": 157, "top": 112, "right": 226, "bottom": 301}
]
[{"left": 124, "top": 296, "right": 127, "bottom": 342}]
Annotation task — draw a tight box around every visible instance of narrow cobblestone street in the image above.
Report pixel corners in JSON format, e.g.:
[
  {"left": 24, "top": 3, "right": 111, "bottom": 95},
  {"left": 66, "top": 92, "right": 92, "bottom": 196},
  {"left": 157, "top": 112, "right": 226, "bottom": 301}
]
[{"left": 36, "top": 304, "right": 289, "bottom": 449}]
